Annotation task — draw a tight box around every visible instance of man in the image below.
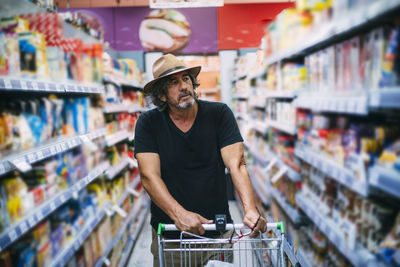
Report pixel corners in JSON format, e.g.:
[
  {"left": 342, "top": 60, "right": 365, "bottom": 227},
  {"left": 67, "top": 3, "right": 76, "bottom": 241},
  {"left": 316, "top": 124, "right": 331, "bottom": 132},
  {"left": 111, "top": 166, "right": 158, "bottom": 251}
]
[{"left": 134, "top": 54, "right": 267, "bottom": 266}]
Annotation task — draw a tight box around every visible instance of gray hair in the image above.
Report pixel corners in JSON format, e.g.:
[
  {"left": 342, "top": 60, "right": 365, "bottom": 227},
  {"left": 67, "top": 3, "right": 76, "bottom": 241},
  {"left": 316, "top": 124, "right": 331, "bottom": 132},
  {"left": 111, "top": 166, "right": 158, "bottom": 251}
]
[{"left": 146, "top": 72, "right": 200, "bottom": 111}]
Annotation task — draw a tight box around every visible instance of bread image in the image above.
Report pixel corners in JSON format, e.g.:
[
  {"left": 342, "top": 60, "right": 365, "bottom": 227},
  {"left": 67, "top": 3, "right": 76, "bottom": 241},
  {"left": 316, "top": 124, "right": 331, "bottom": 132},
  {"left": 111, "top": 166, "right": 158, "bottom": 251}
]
[{"left": 139, "top": 9, "right": 191, "bottom": 53}]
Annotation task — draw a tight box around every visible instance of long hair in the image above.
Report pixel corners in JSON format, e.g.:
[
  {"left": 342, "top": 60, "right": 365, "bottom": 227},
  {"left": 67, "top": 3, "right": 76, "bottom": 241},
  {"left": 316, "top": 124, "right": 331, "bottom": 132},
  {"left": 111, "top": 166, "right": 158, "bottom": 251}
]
[{"left": 146, "top": 72, "right": 200, "bottom": 111}]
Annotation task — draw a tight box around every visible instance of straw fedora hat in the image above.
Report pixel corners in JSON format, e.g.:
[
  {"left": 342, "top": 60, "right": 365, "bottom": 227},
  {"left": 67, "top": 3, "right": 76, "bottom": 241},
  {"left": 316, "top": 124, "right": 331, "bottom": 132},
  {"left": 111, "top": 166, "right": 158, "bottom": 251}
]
[{"left": 144, "top": 54, "right": 201, "bottom": 94}]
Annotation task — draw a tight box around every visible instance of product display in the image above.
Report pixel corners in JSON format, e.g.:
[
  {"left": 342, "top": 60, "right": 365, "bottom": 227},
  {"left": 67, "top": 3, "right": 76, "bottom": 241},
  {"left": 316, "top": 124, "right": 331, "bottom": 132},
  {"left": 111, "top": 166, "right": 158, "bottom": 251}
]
[
  {"left": 234, "top": 1, "right": 400, "bottom": 267},
  {"left": 0, "top": 2, "right": 150, "bottom": 266}
]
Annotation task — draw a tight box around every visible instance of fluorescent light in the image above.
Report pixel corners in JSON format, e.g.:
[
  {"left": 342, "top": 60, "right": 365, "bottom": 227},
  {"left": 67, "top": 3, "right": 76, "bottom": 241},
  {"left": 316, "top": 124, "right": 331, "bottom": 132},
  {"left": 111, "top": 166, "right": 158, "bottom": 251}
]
[{"left": 150, "top": 0, "right": 224, "bottom": 8}]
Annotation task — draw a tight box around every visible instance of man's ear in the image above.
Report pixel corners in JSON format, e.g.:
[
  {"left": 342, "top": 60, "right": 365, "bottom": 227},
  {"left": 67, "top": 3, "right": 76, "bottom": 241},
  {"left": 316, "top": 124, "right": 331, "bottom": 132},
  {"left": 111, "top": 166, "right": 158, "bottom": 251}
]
[{"left": 160, "top": 94, "right": 166, "bottom": 102}]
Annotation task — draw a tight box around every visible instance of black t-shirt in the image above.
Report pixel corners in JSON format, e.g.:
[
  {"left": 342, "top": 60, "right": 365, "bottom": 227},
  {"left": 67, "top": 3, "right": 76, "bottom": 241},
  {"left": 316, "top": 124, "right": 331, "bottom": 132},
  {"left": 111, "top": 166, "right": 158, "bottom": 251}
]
[{"left": 134, "top": 100, "right": 243, "bottom": 234}]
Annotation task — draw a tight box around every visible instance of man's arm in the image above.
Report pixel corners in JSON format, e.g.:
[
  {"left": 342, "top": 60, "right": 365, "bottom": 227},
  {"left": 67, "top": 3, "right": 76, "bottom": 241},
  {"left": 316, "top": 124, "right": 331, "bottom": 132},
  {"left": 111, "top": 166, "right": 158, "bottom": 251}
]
[
  {"left": 221, "top": 142, "right": 267, "bottom": 237},
  {"left": 136, "top": 152, "right": 212, "bottom": 235}
]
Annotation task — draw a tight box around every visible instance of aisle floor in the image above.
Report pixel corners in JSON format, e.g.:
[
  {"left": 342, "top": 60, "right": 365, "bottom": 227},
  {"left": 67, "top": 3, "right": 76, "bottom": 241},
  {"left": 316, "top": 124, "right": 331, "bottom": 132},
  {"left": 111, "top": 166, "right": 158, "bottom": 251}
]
[{"left": 127, "top": 201, "right": 243, "bottom": 267}]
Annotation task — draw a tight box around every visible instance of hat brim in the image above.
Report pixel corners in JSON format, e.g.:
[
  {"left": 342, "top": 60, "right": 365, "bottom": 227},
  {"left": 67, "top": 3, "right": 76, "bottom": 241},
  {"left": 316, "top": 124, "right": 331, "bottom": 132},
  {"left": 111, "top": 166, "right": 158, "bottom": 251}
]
[{"left": 143, "top": 66, "right": 201, "bottom": 94}]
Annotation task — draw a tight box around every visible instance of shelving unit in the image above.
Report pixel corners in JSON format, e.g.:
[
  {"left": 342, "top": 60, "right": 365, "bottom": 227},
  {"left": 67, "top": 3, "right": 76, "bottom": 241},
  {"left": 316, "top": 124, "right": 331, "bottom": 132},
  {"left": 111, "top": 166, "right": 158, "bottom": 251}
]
[
  {"left": 105, "top": 157, "right": 130, "bottom": 180},
  {"left": 105, "top": 130, "right": 130, "bottom": 147},
  {"left": 118, "top": 202, "right": 150, "bottom": 267},
  {"left": 265, "top": 119, "right": 297, "bottom": 136},
  {"left": 296, "top": 249, "right": 312, "bottom": 267},
  {"left": 296, "top": 193, "right": 379, "bottom": 266},
  {"left": 0, "top": 161, "right": 110, "bottom": 252},
  {"left": 295, "top": 143, "right": 369, "bottom": 196},
  {"left": 0, "top": 128, "right": 107, "bottom": 176},
  {"left": 263, "top": 0, "right": 400, "bottom": 65},
  {"left": 50, "top": 202, "right": 112, "bottom": 267},
  {"left": 265, "top": 181, "right": 303, "bottom": 225},
  {"left": 369, "top": 166, "right": 400, "bottom": 199},
  {"left": 0, "top": 77, "right": 104, "bottom": 94},
  {"left": 94, "top": 188, "right": 145, "bottom": 267}
]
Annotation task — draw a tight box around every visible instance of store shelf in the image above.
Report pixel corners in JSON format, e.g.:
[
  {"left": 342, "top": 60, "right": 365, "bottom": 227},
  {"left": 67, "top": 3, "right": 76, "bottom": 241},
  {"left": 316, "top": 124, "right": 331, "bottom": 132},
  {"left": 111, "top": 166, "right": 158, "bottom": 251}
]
[
  {"left": 129, "top": 106, "right": 150, "bottom": 113},
  {"left": 118, "top": 201, "right": 150, "bottom": 267},
  {"left": 266, "top": 181, "right": 303, "bottom": 225},
  {"left": 264, "top": 149, "right": 302, "bottom": 183},
  {"left": 103, "top": 104, "right": 129, "bottom": 114},
  {"left": 248, "top": 96, "right": 266, "bottom": 109},
  {"left": 295, "top": 143, "right": 369, "bottom": 196},
  {"left": 105, "top": 130, "right": 130, "bottom": 147},
  {"left": 295, "top": 92, "right": 369, "bottom": 115},
  {"left": 265, "top": 90, "right": 302, "bottom": 99},
  {"left": 232, "top": 93, "right": 249, "bottom": 99},
  {"left": 105, "top": 158, "right": 130, "bottom": 180},
  {"left": 247, "top": 145, "right": 268, "bottom": 165},
  {"left": 0, "top": 128, "right": 107, "bottom": 177},
  {"left": 369, "top": 166, "right": 400, "bottom": 199},
  {"left": 252, "top": 121, "right": 269, "bottom": 135},
  {"left": 296, "top": 193, "right": 379, "bottom": 267},
  {"left": 0, "top": 161, "right": 109, "bottom": 252},
  {"left": 0, "top": 0, "right": 47, "bottom": 17},
  {"left": 264, "top": 0, "right": 400, "bottom": 66},
  {"left": 296, "top": 249, "right": 312, "bottom": 267},
  {"left": 249, "top": 173, "right": 270, "bottom": 207},
  {"left": 0, "top": 76, "right": 104, "bottom": 94},
  {"left": 369, "top": 88, "right": 400, "bottom": 109},
  {"left": 94, "top": 190, "right": 145, "bottom": 267},
  {"left": 103, "top": 74, "right": 144, "bottom": 89},
  {"left": 51, "top": 201, "right": 112, "bottom": 267},
  {"left": 63, "top": 22, "right": 100, "bottom": 44},
  {"left": 266, "top": 119, "right": 297, "bottom": 136}
]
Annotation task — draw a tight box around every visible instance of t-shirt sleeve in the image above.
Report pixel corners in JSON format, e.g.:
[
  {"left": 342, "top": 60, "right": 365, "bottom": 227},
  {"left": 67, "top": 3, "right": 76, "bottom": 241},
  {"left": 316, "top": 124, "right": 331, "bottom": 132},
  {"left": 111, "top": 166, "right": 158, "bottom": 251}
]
[
  {"left": 134, "top": 112, "right": 158, "bottom": 158},
  {"left": 217, "top": 104, "right": 243, "bottom": 149}
]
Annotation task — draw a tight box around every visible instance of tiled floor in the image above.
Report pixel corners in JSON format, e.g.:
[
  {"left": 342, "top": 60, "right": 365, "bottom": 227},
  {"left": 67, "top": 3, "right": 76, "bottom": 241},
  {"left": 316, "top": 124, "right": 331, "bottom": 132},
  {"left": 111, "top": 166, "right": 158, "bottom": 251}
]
[{"left": 127, "top": 201, "right": 243, "bottom": 267}]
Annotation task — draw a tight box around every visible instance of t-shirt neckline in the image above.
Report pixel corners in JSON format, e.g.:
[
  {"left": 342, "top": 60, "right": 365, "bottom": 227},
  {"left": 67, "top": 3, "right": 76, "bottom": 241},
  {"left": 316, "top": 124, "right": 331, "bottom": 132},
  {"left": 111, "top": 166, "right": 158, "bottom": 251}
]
[{"left": 164, "top": 100, "right": 202, "bottom": 136}]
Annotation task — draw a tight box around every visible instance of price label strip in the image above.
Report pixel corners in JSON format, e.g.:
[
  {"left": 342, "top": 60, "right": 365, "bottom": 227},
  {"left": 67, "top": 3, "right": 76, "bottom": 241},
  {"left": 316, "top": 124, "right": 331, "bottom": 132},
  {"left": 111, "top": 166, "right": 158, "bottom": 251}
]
[
  {"left": 112, "top": 205, "right": 128, "bottom": 218},
  {"left": 11, "top": 159, "right": 32, "bottom": 173}
]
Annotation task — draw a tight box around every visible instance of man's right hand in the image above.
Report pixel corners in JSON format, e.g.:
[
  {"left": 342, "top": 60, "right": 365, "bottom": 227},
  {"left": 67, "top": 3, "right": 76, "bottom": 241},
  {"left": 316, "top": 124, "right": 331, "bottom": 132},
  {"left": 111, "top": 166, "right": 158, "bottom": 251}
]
[{"left": 173, "top": 209, "right": 213, "bottom": 235}]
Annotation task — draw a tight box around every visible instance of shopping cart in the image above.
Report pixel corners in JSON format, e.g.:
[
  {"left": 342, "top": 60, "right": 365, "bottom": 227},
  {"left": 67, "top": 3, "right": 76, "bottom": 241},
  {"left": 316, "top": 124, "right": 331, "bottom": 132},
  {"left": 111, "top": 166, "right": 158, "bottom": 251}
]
[{"left": 157, "top": 222, "right": 285, "bottom": 267}]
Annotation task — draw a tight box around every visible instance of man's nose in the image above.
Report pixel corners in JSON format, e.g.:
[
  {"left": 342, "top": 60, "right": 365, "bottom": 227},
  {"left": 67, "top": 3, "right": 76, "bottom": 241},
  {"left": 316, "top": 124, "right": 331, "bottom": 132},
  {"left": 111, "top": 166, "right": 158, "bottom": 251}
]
[{"left": 178, "top": 79, "right": 188, "bottom": 90}]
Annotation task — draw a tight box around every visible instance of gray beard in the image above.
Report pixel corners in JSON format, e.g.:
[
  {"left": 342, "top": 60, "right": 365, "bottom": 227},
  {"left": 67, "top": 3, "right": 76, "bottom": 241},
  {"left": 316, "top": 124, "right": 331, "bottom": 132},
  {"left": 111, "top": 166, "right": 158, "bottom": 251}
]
[{"left": 177, "top": 97, "right": 195, "bottom": 109}]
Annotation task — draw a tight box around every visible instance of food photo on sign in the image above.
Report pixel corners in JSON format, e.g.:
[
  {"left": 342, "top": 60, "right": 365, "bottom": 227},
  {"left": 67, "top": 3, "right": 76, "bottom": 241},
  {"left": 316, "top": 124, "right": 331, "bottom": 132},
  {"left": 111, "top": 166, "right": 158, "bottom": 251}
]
[{"left": 139, "top": 9, "right": 191, "bottom": 53}]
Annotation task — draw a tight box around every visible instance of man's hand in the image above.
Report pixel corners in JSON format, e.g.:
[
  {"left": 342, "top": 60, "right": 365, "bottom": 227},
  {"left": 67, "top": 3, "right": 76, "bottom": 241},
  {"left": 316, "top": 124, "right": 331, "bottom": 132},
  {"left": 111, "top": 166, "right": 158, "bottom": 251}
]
[
  {"left": 173, "top": 209, "right": 213, "bottom": 236},
  {"left": 243, "top": 209, "right": 267, "bottom": 238}
]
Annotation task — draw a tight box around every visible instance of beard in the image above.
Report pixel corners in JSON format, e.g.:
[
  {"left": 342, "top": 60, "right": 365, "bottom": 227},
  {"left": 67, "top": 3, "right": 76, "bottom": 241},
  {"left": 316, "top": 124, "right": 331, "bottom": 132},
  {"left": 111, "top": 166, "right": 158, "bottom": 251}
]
[{"left": 168, "top": 90, "right": 198, "bottom": 110}]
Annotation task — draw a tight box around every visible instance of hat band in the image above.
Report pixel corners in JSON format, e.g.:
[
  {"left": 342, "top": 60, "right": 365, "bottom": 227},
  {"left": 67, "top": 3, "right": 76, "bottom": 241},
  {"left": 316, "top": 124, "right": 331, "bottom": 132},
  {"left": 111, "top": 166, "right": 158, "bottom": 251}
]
[{"left": 158, "top": 66, "right": 186, "bottom": 78}]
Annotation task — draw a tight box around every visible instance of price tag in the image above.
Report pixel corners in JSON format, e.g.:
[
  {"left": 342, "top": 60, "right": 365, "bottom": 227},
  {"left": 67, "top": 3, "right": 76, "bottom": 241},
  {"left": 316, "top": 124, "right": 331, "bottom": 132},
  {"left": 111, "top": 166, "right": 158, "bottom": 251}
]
[
  {"left": 104, "top": 258, "right": 111, "bottom": 266},
  {"left": 11, "top": 159, "right": 32, "bottom": 173},
  {"left": 68, "top": 85, "right": 75, "bottom": 92},
  {"left": 31, "top": 82, "right": 39, "bottom": 90},
  {"left": 128, "top": 188, "right": 141, "bottom": 197},
  {"left": 127, "top": 157, "right": 138, "bottom": 169},
  {"left": 11, "top": 79, "right": 21, "bottom": 89},
  {"left": 27, "top": 153, "right": 36, "bottom": 163},
  {"left": 113, "top": 205, "right": 128, "bottom": 218},
  {"left": 36, "top": 210, "right": 43, "bottom": 221},
  {"left": 28, "top": 216, "right": 36, "bottom": 227},
  {"left": 8, "top": 229, "right": 17, "bottom": 242},
  {"left": 84, "top": 87, "right": 89, "bottom": 92},
  {"left": 4, "top": 79, "right": 12, "bottom": 89},
  {"left": 36, "top": 151, "right": 44, "bottom": 160},
  {"left": 20, "top": 80, "right": 28, "bottom": 90},
  {"left": 61, "top": 143, "right": 67, "bottom": 151},
  {"left": 271, "top": 166, "right": 288, "bottom": 183},
  {"left": 50, "top": 146, "right": 56, "bottom": 155},
  {"left": 43, "top": 83, "right": 50, "bottom": 91},
  {"left": 77, "top": 86, "right": 83, "bottom": 92},
  {"left": 74, "top": 242, "right": 80, "bottom": 251},
  {"left": 0, "top": 78, "right": 5, "bottom": 88},
  {"left": 60, "top": 194, "right": 66, "bottom": 203},
  {"left": 58, "top": 84, "right": 65, "bottom": 92},
  {"left": 50, "top": 202, "right": 56, "bottom": 211},
  {"left": 19, "top": 221, "right": 28, "bottom": 234},
  {"left": 0, "top": 163, "right": 5, "bottom": 174},
  {"left": 80, "top": 135, "right": 90, "bottom": 143},
  {"left": 37, "top": 82, "right": 45, "bottom": 91}
]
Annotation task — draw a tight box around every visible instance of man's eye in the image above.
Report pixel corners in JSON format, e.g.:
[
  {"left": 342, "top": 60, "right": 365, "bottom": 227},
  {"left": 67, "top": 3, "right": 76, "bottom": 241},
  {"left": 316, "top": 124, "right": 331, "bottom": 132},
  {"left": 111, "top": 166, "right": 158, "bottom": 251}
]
[{"left": 183, "top": 76, "right": 189, "bottom": 82}]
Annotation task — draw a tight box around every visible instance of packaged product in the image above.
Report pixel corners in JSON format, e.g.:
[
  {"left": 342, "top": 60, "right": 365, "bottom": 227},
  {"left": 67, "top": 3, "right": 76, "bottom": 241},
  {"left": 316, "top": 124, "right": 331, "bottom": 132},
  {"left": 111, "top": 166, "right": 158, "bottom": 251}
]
[
  {"left": 37, "top": 241, "right": 51, "bottom": 267},
  {"left": 0, "top": 250, "right": 12, "bottom": 267}
]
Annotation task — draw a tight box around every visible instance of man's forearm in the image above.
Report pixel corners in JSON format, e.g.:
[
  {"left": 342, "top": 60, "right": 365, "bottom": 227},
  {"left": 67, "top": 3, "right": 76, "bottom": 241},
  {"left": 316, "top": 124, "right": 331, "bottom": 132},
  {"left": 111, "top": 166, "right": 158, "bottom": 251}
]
[
  {"left": 140, "top": 173, "right": 184, "bottom": 221},
  {"left": 230, "top": 164, "right": 258, "bottom": 214}
]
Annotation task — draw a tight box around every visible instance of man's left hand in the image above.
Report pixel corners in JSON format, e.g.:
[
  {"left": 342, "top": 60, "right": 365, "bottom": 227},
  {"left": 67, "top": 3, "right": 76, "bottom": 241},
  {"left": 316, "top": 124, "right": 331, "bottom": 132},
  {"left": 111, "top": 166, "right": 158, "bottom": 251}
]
[{"left": 243, "top": 209, "right": 267, "bottom": 238}]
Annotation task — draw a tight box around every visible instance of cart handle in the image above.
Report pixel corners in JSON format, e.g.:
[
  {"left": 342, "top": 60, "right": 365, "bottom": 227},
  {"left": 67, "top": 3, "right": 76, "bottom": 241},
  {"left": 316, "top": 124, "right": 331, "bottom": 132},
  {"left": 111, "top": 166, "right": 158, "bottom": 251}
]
[{"left": 157, "top": 222, "right": 285, "bottom": 235}]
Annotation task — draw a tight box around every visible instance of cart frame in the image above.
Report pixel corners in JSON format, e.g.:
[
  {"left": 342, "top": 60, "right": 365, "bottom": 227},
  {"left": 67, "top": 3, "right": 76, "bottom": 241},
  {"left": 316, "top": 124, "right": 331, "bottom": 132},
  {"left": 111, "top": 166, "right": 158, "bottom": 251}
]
[{"left": 157, "top": 222, "right": 285, "bottom": 267}]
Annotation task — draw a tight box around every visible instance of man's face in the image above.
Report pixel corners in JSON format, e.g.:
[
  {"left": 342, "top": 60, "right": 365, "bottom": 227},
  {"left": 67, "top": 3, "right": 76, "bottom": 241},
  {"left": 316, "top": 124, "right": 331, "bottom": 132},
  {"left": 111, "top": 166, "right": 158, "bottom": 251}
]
[{"left": 162, "top": 71, "right": 196, "bottom": 110}]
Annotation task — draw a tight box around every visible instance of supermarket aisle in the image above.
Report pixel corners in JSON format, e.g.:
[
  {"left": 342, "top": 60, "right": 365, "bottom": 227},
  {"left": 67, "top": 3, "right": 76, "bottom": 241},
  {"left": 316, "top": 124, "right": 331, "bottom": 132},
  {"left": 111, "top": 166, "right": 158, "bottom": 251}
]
[{"left": 127, "top": 201, "right": 243, "bottom": 266}]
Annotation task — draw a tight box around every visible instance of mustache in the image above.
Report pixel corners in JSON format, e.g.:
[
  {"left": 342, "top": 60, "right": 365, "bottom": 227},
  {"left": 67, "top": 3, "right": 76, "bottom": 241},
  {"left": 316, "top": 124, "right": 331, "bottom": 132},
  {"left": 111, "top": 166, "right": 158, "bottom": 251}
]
[{"left": 178, "top": 91, "right": 193, "bottom": 100}]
